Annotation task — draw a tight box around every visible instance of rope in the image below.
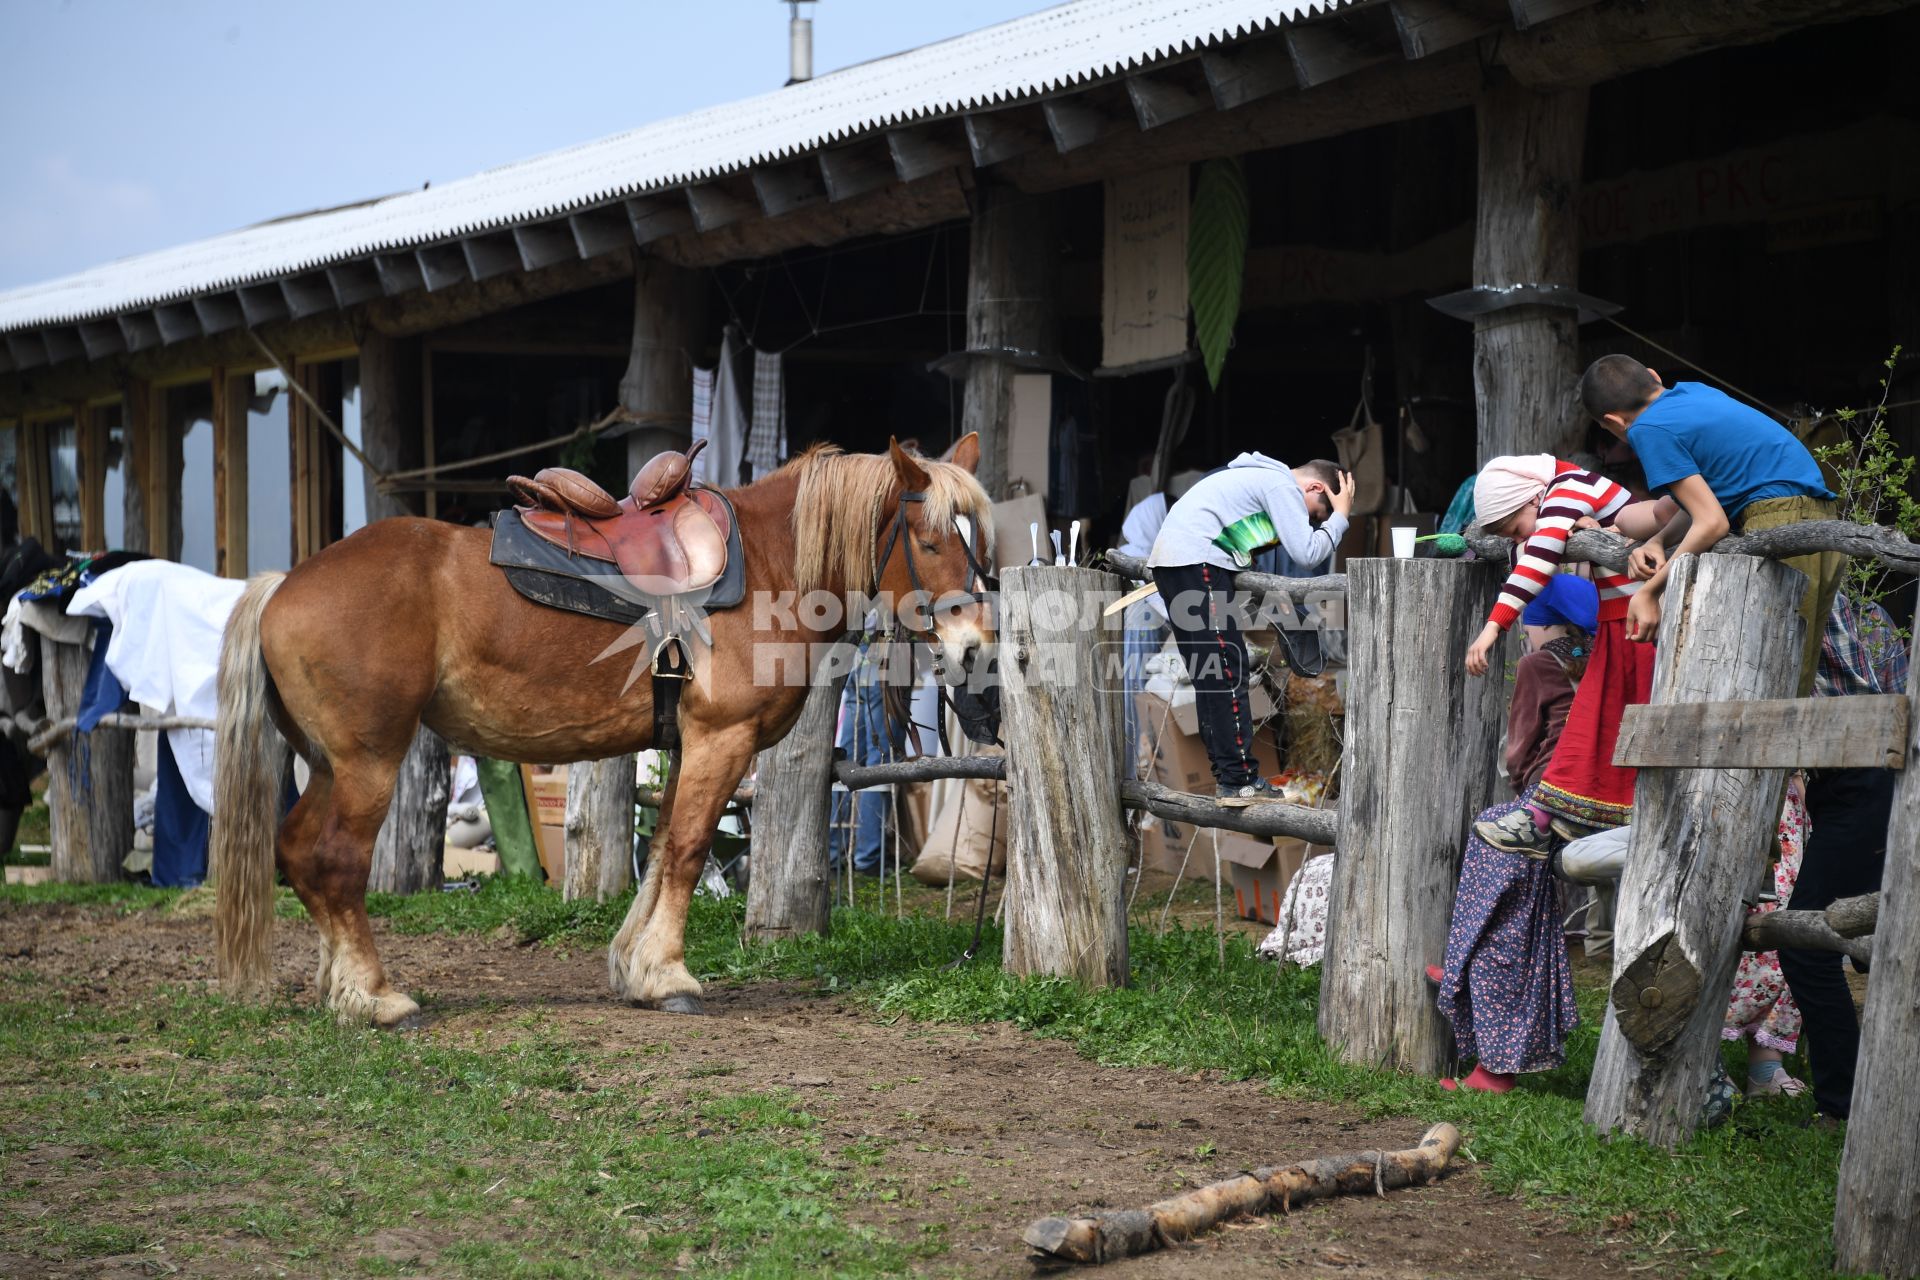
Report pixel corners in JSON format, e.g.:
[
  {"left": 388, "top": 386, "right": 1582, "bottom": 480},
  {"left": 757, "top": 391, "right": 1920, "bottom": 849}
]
[
  {"left": 378, "top": 406, "right": 684, "bottom": 485},
  {"left": 248, "top": 331, "right": 381, "bottom": 474}
]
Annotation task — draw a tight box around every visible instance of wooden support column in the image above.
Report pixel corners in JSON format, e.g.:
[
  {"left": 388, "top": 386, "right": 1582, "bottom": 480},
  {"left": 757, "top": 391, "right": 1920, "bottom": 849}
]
[
  {"left": 76, "top": 402, "right": 107, "bottom": 550},
  {"left": 357, "top": 331, "right": 422, "bottom": 521},
  {"left": 17, "top": 419, "right": 53, "bottom": 547},
  {"left": 1582, "top": 554, "right": 1805, "bottom": 1146},
  {"left": 619, "top": 254, "right": 706, "bottom": 476},
  {"left": 1320, "top": 558, "right": 1504, "bottom": 1074},
  {"left": 121, "top": 381, "right": 152, "bottom": 554},
  {"left": 1471, "top": 80, "right": 1588, "bottom": 464},
  {"left": 367, "top": 729, "right": 451, "bottom": 895},
  {"left": 999, "top": 566, "right": 1130, "bottom": 988},
  {"left": 1835, "top": 649, "right": 1920, "bottom": 1276},
  {"left": 744, "top": 660, "right": 852, "bottom": 942},
  {"left": 961, "top": 183, "right": 1058, "bottom": 500},
  {"left": 212, "top": 371, "right": 248, "bottom": 577},
  {"left": 40, "top": 638, "right": 134, "bottom": 883},
  {"left": 563, "top": 757, "right": 636, "bottom": 902},
  {"left": 149, "top": 387, "right": 180, "bottom": 560}
]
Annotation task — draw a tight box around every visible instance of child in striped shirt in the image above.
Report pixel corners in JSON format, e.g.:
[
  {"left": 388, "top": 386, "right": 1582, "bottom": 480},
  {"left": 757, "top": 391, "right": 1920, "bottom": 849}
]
[{"left": 1463, "top": 455, "right": 1676, "bottom": 854}]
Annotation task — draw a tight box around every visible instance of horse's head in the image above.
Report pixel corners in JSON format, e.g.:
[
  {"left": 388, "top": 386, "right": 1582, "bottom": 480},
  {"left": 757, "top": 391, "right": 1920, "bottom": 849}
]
[{"left": 876, "top": 433, "right": 995, "bottom": 680}]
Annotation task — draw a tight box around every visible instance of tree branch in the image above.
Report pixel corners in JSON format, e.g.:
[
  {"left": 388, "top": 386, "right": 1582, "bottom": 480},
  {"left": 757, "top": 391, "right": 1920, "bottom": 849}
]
[
  {"left": 1469, "top": 520, "right": 1920, "bottom": 577},
  {"left": 1104, "top": 550, "right": 1349, "bottom": 599}
]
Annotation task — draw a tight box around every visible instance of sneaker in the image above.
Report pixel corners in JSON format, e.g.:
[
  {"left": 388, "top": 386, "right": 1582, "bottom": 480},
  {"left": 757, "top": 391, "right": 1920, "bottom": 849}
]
[
  {"left": 1215, "top": 778, "right": 1284, "bottom": 804},
  {"left": 1475, "top": 808, "right": 1553, "bottom": 856}
]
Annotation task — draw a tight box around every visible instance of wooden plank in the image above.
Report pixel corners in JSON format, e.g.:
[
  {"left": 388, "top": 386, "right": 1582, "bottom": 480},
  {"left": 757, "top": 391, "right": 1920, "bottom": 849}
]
[
  {"left": 76, "top": 321, "right": 125, "bottom": 362},
  {"left": 750, "top": 161, "right": 827, "bottom": 217},
  {"left": 235, "top": 284, "right": 291, "bottom": 326},
  {"left": 1614, "top": 695, "right": 1910, "bottom": 770},
  {"left": 1320, "top": 558, "right": 1505, "bottom": 1075},
  {"left": 120, "top": 379, "right": 151, "bottom": 554},
  {"left": 1507, "top": 0, "right": 1601, "bottom": 31},
  {"left": 1285, "top": 16, "right": 1400, "bottom": 89},
  {"left": 512, "top": 221, "right": 578, "bottom": 272},
  {"left": 684, "top": 183, "right": 756, "bottom": 231},
  {"left": 212, "top": 371, "right": 248, "bottom": 578},
  {"left": 459, "top": 233, "right": 521, "bottom": 282},
  {"left": 115, "top": 312, "right": 162, "bottom": 354},
  {"left": 372, "top": 253, "right": 425, "bottom": 296},
  {"left": 76, "top": 403, "right": 106, "bottom": 550},
  {"left": 963, "top": 109, "right": 1048, "bottom": 167},
  {"left": 1833, "top": 649, "right": 1920, "bottom": 1276},
  {"left": 1042, "top": 96, "right": 1114, "bottom": 153},
  {"left": 152, "top": 304, "right": 201, "bottom": 345},
  {"left": 816, "top": 144, "right": 895, "bottom": 201},
  {"left": 4, "top": 333, "right": 47, "bottom": 370},
  {"left": 414, "top": 244, "right": 470, "bottom": 292},
  {"left": 1199, "top": 39, "right": 1297, "bottom": 110},
  {"left": 327, "top": 261, "right": 383, "bottom": 308},
  {"left": 567, "top": 209, "right": 632, "bottom": 259},
  {"left": 1125, "top": 74, "right": 1208, "bottom": 130},
  {"left": 190, "top": 293, "right": 244, "bottom": 336},
  {"left": 279, "top": 273, "right": 337, "bottom": 319},
  {"left": 1390, "top": 0, "right": 1501, "bottom": 58},
  {"left": 625, "top": 195, "right": 694, "bottom": 245},
  {"left": 1584, "top": 555, "right": 1807, "bottom": 1147},
  {"left": 144, "top": 382, "right": 173, "bottom": 559},
  {"left": 40, "top": 328, "right": 84, "bottom": 365},
  {"left": 886, "top": 124, "right": 970, "bottom": 182}
]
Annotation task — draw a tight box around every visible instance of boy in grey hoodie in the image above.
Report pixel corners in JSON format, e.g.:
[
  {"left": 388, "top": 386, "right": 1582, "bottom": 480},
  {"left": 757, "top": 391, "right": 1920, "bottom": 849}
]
[{"left": 1147, "top": 454, "right": 1351, "bottom": 800}]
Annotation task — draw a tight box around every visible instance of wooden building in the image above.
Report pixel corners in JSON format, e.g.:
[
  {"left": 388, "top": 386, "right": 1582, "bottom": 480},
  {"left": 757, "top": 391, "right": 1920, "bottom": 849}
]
[{"left": 0, "top": 0, "right": 1914, "bottom": 578}]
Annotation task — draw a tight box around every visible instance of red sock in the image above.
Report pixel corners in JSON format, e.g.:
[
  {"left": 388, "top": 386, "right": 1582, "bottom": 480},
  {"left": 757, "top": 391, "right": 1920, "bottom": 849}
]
[{"left": 1441, "top": 1065, "right": 1515, "bottom": 1093}]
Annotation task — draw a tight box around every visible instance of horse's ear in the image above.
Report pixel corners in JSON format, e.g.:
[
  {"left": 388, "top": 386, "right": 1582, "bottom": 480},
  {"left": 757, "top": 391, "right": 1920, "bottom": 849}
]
[
  {"left": 889, "top": 437, "right": 932, "bottom": 492},
  {"left": 944, "top": 431, "right": 982, "bottom": 474}
]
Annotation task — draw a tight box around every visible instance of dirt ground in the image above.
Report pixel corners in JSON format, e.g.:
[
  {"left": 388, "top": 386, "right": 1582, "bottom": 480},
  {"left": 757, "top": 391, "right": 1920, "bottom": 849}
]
[{"left": 3, "top": 901, "right": 1633, "bottom": 1280}]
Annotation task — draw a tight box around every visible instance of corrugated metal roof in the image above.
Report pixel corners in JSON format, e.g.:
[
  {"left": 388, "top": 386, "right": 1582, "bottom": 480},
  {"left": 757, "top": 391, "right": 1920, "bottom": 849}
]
[{"left": 0, "top": 0, "right": 1344, "bottom": 334}]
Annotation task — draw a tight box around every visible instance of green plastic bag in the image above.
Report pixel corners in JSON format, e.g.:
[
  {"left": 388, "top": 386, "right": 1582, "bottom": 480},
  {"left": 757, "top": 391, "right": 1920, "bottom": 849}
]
[{"left": 475, "top": 757, "right": 544, "bottom": 881}]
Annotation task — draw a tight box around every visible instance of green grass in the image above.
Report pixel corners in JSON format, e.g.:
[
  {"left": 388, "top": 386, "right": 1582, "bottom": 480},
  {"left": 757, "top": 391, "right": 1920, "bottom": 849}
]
[{"left": 2, "top": 876, "right": 1862, "bottom": 1278}]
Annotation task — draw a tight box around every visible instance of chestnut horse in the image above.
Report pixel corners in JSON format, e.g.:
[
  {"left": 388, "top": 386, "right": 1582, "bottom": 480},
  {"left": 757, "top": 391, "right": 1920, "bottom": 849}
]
[{"left": 213, "top": 436, "right": 993, "bottom": 1025}]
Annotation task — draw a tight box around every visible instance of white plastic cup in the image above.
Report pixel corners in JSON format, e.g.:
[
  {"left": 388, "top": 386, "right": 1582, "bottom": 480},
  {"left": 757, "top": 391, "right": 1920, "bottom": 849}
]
[{"left": 1391, "top": 526, "right": 1418, "bottom": 559}]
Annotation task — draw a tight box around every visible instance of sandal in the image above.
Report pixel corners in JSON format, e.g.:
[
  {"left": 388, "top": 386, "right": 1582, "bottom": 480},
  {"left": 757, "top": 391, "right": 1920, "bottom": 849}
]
[{"left": 1746, "top": 1062, "right": 1809, "bottom": 1098}]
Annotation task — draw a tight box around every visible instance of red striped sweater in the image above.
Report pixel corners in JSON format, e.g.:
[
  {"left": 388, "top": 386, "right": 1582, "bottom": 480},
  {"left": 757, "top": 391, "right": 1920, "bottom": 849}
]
[{"left": 1489, "top": 462, "right": 1636, "bottom": 630}]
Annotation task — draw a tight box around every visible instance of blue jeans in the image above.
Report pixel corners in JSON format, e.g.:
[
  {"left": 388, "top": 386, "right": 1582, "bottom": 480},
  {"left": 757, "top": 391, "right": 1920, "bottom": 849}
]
[
  {"left": 829, "top": 671, "right": 907, "bottom": 875},
  {"left": 1122, "top": 603, "right": 1169, "bottom": 778}
]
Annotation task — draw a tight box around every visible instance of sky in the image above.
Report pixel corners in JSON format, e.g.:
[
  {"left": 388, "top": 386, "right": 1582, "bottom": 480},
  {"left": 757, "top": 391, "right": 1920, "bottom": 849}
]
[{"left": 0, "top": 0, "right": 1053, "bottom": 293}]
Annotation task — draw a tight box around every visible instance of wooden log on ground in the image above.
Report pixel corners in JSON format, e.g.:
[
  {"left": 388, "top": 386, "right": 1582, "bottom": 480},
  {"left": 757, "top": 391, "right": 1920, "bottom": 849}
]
[
  {"left": 1833, "top": 654, "right": 1920, "bottom": 1278},
  {"left": 1742, "top": 910, "right": 1872, "bottom": 967},
  {"left": 1321, "top": 558, "right": 1504, "bottom": 1074},
  {"left": 367, "top": 726, "right": 450, "bottom": 895},
  {"left": 40, "top": 637, "right": 134, "bottom": 884},
  {"left": 1471, "top": 80, "right": 1589, "bottom": 462},
  {"left": 1583, "top": 554, "right": 1806, "bottom": 1146},
  {"left": 998, "top": 566, "right": 1131, "bottom": 988},
  {"left": 1469, "top": 520, "right": 1920, "bottom": 579},
  {"left": 563, "top": 755, "right": 636, "bottom": 902},
  {"left": 1022, "top": 1122, "right": 1462, "bottom": 1265},
  {"left": 743, "top": 663, "right": 850, "bottom": 943},
  {"left": 1826, "top": 891, "right": 1879, "bottom": 939}
]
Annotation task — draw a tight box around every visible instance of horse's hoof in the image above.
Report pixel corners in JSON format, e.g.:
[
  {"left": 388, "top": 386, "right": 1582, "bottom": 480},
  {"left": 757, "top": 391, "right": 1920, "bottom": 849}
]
[
  {"left": 370, "top": 992, "right": 422, "bottom": 1030},
  {"left": 659, "top": 995, "right": 708, "bottom": 1016}
]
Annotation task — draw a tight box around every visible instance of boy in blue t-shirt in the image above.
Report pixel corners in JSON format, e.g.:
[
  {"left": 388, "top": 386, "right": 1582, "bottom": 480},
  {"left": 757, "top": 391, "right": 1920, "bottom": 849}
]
[{"left": 1578, "top": 355, "right": 1839, "bottom": 694}]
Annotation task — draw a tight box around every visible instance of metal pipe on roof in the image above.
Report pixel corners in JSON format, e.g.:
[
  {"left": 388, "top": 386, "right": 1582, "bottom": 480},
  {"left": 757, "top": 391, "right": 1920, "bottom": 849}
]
[{"left": 787, "top": 0, "right": 815, "bottom": 85}]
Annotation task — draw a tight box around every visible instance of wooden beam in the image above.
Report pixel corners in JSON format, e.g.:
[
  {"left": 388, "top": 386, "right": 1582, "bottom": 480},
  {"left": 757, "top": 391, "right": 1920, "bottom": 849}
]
[
  {"left": 4, "top": 333, "right": 47, "bottom": 370},
  {"left": 415, "top": 244, "right": 470, "bottom": 292},
  {"left": 236, "top": 284, "right": 290, "bottom": 326},
  {"left": 1390, "top": 0, "right": 1501, "bottom": 59},
  {"left": 750, "top": 162, "right": 827, "bottom": 218},
  {"left": 964, "top": 110, "right": 1048, "bottom": 168},
  {"left": 459, "top": 233, "right": 521, "bottom": 282},
  {"left": 120, "top": 378, "right": 151, "bottom": 553},
  {"left": 1614, "top": 695, "right": 1910, "bottom": 771},
  {"left": 1125, "top": 73, "right": 1209, "bottom": 130},
  {"left": 0, "top": 348, "right": 12, "bottom": 375},
  {"left": 684, "top": 183, "right": 757, "bottom": 232},
  {"left": 625, "top": 195, "right": 694, "bottom": 245},
  {"left": 651, "top": 167, "right": 970, "bottom": 270},
  {"left": 116, "top": 312, "right": 162, "bottom": 353},
  {"left": 1042, "top": 96, "right": 1116, "bottom": 153},
  {"left": 1507, "top": 0, "right": 1601, "bottom": 32},
  {"left": 568, "top": 209, "right": 631, "bottom": 259},
  {"left": 886, "top": 124, "right": 970, "bottom": 182},
  {"left": 152, "top": 303, "right": 202, "bottom": 345},
  {"left": 141, "top": 380, "right": 170, "bottom": 557},
  {"left": 512, "top": 221, "right": 578, "bottom": 272},
  {"left": 1199, "top": 39, "right": 1297, "bottom": 110},
  {"left": 279, "top": 274, "right": 336, "bottom": 320},
  {"left": 1285, "top": 13, "right": 1402, "bottom": 88},
  {"left": 212, "top": 371, "right": 248, "bottom": 578},
  {"left": 372, "top": 253, "right": 425, "bottom": 296},
  {"left": 816, "top": 144, "right": 895, "bottom": 201},
  {"left": 190, "top": 293, "right": 243, "bottom": 336},
  {"left": 327, "top": 261, "right": 383, "bottom": 308},
  {"left": 40, "top": 328, "right": 84, "bottom": 366}
]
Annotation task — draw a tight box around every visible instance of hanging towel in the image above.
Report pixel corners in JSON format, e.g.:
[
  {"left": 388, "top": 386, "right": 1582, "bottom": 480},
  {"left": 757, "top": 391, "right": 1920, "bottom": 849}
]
[
  {"left": 77, "top": 622, "right": 129, "bottom": 732},
  {"left": 747, "top": 349, "right": 786, "bottom": 480},
  {"left": 690, "top": 365, "right": 715, "bottom": 469},
  {"left": 703, "top": 328, "right": 751, "bottom": 488},
  {"left": 152, "top": 732, "right": 210, "bottom": 888}
]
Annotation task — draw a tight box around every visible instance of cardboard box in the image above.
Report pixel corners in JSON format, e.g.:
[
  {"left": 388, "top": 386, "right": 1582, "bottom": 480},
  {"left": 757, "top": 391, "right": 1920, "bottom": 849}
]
[
  {"left": 519, "top": 764, "right": 569, "bottom": 883},
  {"left": 1140, "top": 648, "right": 1276, "bottom": 738},
  {"left": 1225, "top": 837, "right": 1330, "bottom": 926},
  {"left": 1136, "top": 693, "right": 1282, "bottom": 881}
]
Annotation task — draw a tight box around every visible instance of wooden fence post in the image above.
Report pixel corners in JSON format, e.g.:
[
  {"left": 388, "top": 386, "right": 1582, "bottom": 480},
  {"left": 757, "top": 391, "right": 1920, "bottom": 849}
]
[
  {"left": 744, "top": 655, "right": 852, "bottom": 943},
  {"left": 564, "top": 755, "right": 636, "bottom": 902},
  {"left": 40, "top": 637, "right": 134, "bottom": 883},
  {"left": 999, "top": 566, "right": 1130, "bottom": 988},
  {"left": 1833, "top": 653, "right": 1920, "bottom": 1277},
  {"left": 1320, "top": 557, "right": 1504, "bottom": 1074},
  {"left": 1582, "top": 554, "right": 1805, "bottom": 1145},
  {"left": 367, "top": 726, "right": 450, "bottom": 895}
]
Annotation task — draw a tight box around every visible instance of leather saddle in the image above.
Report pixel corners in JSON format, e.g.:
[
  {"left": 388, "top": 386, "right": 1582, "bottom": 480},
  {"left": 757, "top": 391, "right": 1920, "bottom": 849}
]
[{"left": 507, "top": 438, "right": 730, "bottom": 596}]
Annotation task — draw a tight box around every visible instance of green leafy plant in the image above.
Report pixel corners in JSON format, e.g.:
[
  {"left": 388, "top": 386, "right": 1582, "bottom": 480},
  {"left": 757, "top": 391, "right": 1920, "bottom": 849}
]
[
  {"left": 1187, "top": 157, "right": 1250, "bottom": 390},
  {"left": 1812, "top": 345, "right": 1920, "bottom": 618}
]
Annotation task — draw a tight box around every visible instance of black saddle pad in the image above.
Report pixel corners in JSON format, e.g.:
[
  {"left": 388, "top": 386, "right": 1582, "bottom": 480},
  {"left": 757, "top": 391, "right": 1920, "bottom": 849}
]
[{"left": 488, "top": 489, "right": 746, "bottom": 624}]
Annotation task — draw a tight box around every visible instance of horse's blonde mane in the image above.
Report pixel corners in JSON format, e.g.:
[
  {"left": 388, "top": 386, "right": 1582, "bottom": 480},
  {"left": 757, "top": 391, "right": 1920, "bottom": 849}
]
[{"left": 786, "top": 444, "right": 994, "bottom": 595}]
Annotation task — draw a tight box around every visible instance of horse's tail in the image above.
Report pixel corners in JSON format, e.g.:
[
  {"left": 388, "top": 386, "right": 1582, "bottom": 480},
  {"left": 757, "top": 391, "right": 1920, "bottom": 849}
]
[{"left": 214, "top": 571, "right": 290, "bottom": 998}]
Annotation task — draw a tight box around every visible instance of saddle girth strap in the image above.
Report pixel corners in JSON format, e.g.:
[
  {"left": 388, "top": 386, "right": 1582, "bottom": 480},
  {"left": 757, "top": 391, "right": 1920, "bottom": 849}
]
[{"left": 652, "top": 637, "right": 689, "bottom": 753}]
